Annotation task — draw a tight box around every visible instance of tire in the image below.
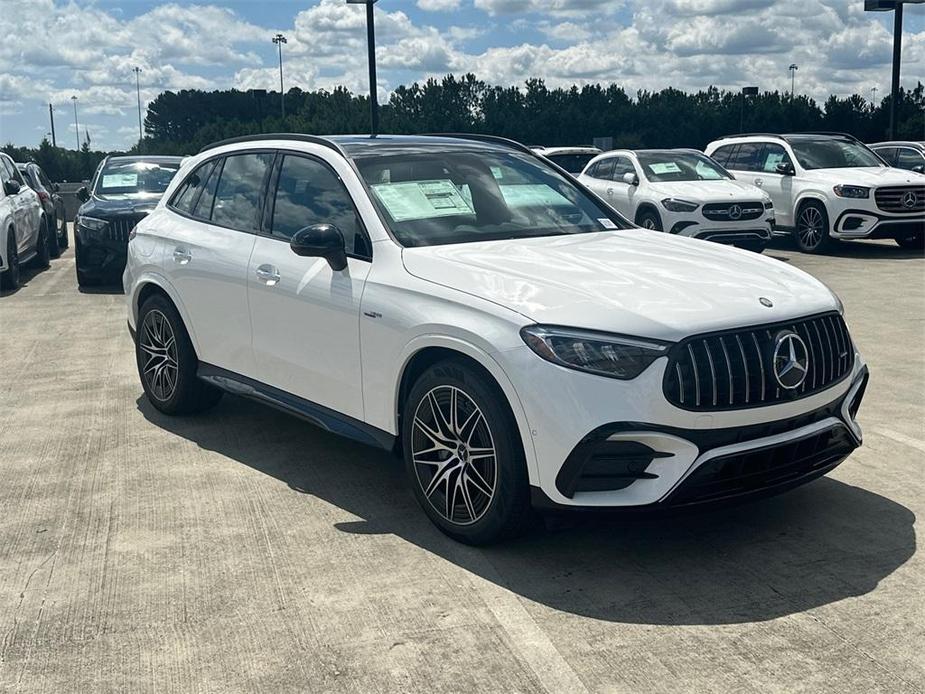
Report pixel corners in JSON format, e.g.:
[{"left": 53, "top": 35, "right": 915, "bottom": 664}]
[
  {"left": 47, "top": 216, "right": 61, "bottom": 259},
  {"left": 33, "top": 217, "right": 51, "bottom": 269},
  {"left": 401, "top": 358, "right": 532, "bottom": 545},
  {"left": 794, "top": 201, "right": 831, "bottom": 254},
  {"left": 1, "top": 229, "right": 20, "bottom": 290},
  {"left": 636, "top": 209, "right": 663, "bottom": 231},
  {"left": 136, "top": 293, "right": 223, "bottom": 416},
  {"left": 58, "top": 216, "right": 69, "bottom": 249},
  {"left": 895, "top": 233, "right": 924, "bottom": 251}
]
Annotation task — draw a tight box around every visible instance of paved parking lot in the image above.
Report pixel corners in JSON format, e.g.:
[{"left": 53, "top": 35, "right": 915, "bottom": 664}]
[{"left": 1, "top": 230, "right": 923, "bottom": 693}]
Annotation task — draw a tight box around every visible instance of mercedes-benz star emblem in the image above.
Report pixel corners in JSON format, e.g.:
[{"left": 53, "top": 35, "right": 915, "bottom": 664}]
[
  {"left": 728, "top": 204, "right": 743, "bottom": 220},
  {"left": 759, "top": 297, "right": 773, "bottom": 308},
  {"left": 902, "top": 191, "right": 918, "bottom": 209},
  {"left": 772, "top": 331, "right": 809, "bottom": 390}
]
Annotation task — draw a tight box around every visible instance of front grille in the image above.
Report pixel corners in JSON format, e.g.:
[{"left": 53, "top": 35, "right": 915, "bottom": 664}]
[
  {"left": 666, "top": 425, "right": 856, "bottom": 506},
  {"left": 702, "top": 202, "right": 765, "bottom": 222},
  {"left": 664, "top": 313, "right": 853, "bottom": 411},
  {"left": 875, "top": 185, "right": 925, "bottom": 214},
  {"left": 106, "top": 215, "right": 146, "bottom": 243}
]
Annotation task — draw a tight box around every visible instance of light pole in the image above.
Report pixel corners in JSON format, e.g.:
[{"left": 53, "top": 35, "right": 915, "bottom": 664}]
[
  {"left": 347, "top": 0, "right": 380, "bottom": 137},
  {"left": 70, "top": 95, "right": 80, "bottom": 150},
  {"left": 48, "top": 103, "right": 56, "bottom": 147},
  {"left": 740, "top": 86, "right": 758, "bottom": 133},
  {"left": 788, "top": 63, "right": 798, "bottom": 99},
  {"left": 272, "top": 33, "right": 287, "bottom": 119},
  {"left": 870, "top": 86, "right": 879, "bottom": 109},
  {"left": 133, "top": 67, "right": 143, "bottom": 147},
  {"left": 864, "top": 0, "right": 925, "bottom": 138}
]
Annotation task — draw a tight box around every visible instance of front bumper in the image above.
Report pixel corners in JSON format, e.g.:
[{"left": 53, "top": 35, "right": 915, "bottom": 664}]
[
  {"left": 831, "top": 208, "right": 925, "bottom": 240},
  {"left": 76, "top": 225, "right": 128, "bottom": 280},
  {"left": 664, "top": 209, "right": 774, "bottom": 246}
]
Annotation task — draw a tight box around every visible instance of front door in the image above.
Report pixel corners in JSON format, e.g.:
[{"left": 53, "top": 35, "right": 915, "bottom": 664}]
[{"left": 752, "top": 144, "right": 795, "bottom": 228}]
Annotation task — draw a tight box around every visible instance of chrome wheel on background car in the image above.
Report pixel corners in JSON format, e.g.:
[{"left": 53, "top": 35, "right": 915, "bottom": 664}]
[
  {"left": 139, "top": 309, "right": 179, "bottom": 402},
  {"left": 411, "top": 385, "right": 498, "bottom": 525},
  {"left": 795, "top": 202, "right": 830, "bottom": 253}
]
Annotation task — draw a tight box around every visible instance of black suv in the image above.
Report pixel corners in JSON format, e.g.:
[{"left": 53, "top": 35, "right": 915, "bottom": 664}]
[
  {"left": 17, "top": 162, "right": 68, "bottom": 256},
  {"left": 75, "top": 155, "right": 183, "bottom": 287}
]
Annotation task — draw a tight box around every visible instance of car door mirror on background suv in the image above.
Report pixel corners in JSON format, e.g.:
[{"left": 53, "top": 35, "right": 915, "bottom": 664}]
[
  {"left": 775, "top": 163, "right": 795, "bottom": 176},
  {"left": 912, "top": 164, "right": 925, "bottom": 174},
  {"left": 622, "top": 172, "right": 639, "bottom": 186},
  {"left": 3, "top": 179, "right": 21, "bottom": 196},
  {"left": 76, "top": 186, "right": 90, "bottom": 202},
  {"left": 290, "top": 223, "right": 348, "bottom": 271}
]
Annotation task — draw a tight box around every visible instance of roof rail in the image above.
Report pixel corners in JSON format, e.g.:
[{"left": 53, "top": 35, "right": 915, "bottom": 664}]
[
  {"left": 787, "top": 131, "right": 860, "bottom": 141},
  {"left": 424, "top": 133, "right": 535, "bottom": 155},
  {"left": 729, "top": 132, "right": 788, "bottom": 140},
  {"left": 198, "top": 133, "right": 345, "bottom": 155}
]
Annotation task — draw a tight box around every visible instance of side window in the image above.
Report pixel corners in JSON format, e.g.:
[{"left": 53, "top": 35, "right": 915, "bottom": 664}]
[
  {"left": 728, "top": 143, "right": 761, "bottom": 171},
  {"left": 758, "top": 144, "right": 793, "bottom": 173},
  {"left": 36, "top": 167, "right": 53, "bottom": 189},
  {"left": 593, "top": 158, "right": 615, "bottom": 180},
  {"left": 170, "top": 160, "right": 216, "bottom": 215},
  {"left": 585, "top": 162, "right": 599, "bottom": 177},
  {"left": 710, "top": 145, "right": 736, "bottom": 166},
  {"left": 897, "top": 148, "right": 925, "bottom": 170},
  {"left": 210, "top": 152, "right": 274, "bottom": 232},
  {"left": 0, "top": 157, "right": 11, "bottom": 186},
  {"left": 192, "top": 159, "right": 222, "bottom": 219},
  {"left": 270, "top": 155, "right": 368, "bottom": 256},
  {"left": 8, "top": 161, "right": 26, "bottom": 186},
  {"left": 874, "top": 147, "right": 896, "bottom": 165},
  {"left": 610, "top": 157, "right": 636, "bottom": 180}
]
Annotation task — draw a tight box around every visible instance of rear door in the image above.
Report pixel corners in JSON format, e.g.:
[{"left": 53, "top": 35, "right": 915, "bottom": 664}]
[
  {"left": 247, "top": 151, "right": 372, "bottom": 420},
  {"left": 163, "top": 152, "right": 271, "bottom": 378}
]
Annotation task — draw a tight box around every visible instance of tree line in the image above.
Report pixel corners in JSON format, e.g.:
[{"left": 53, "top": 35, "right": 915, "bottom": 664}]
[{"left": 4, "top": 75, "right": 924, "bottom": 182}]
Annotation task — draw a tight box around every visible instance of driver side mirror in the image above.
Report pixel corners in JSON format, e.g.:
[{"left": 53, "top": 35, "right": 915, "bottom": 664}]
[
  {"left": 622, "top": 172, "right": 639, "bottom": 186},
  {"left": 3, "top": 179, "right": 21, "bottom": 196},
  {"left": 775, "top": 163, "right": 795, "bottom": 176},
  {"left": 76, "top": 186, "right": 90, "bottom": 202},
  {"left": 912, "top": 164, "right": 924, "bottom": 174},
  {"left": 290, "top": 223, "right": 348, "bottom": 271}
]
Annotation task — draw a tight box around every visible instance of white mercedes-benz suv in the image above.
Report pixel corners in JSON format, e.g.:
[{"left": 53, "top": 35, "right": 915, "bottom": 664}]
[
  {"left": 124, "top": 134, "right": 868, "bottom": 544},
  {"left": 579, "top": 148, "right": 774, "bottom": 251},
  {"left": 706, "top": 133, "right": 925, "bottom": 253}
]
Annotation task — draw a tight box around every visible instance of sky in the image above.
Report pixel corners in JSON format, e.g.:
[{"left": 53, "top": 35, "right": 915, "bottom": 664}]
[{"left": 1, "top": 0, "right": 923, "bottom": 150}]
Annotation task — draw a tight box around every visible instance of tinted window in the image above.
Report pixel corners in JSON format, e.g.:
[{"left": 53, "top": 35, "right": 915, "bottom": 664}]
[
  {"left": 192, "top": 160, "right": 222, "bottom": 220},
  {"left": 592, "top": 158, "right": 615, "bottom": 180},
  {"left": 897, "top": 148, "right": 925, "bottom": 170},
  {"left": 0, "top": 157, "right": 12, "bottom": 184},
  {"left": 36, "top": 167, "right": 53, "bottom": 188},
  {"left": 210, "top": 153, "right": 273, "bottom": 231},
  {"left": 757, "top": 144, "right": 793, "bottom": 173},
  {"left": 611, "top": 157, "right": 636, "bottom": 180},
  {"left": 271, "top": 155, "right": 368, "bottom": 255},
  {"left": 789, "top": 139, "right": 883, "bottom": 170},
  {"left": 546, "top": 153, "right": 597, "bottom": 174},
  {"left": 711, "top": 145, "right": 736, "bottom": 166},
  {"left": 170, "top": 160, "right": 216, "bottom": 215},
  {"left": 873, "top": 147, "right": 897, "bottom": 165},
  {"left": 728, "top": 143, "right": 761, "bottom": 171}
]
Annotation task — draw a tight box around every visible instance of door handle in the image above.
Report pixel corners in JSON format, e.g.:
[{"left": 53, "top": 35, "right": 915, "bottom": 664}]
[
  {"left": 173, "top": 247, "right": 191, "bottom": 264},
  {"left": 255, "top": 264, "right": 281, "bottom": 285}
]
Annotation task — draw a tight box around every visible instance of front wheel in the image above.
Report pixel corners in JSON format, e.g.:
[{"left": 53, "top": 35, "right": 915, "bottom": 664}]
[
  {"left": 794, "top": 202, "right": 831, "bottom": 253},
  {"left": 1, "top": 230, "right": 20, "bottom": 290},
  {"left": 402, "top": 359, "right": 532, "bottom": 545},
  {"left": 33, "top": 218, "right": 51, "bottom": 269},
  {"left": 57, "top": 216, "right": 69, "bottom": 249},
  {"left": 895, "top": 233, "right": 924, "bottom": 251},
  {"left": 636, "top": 209, "right": 663, "bottom": 231},
  {"left": 136, "top": 294, "right": 222, "bottom": 415}
]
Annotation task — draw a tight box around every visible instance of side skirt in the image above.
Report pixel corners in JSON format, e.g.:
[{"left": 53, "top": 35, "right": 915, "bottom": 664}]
[{"left": 197, "top": 362, "right": 396, "bottom": 452}]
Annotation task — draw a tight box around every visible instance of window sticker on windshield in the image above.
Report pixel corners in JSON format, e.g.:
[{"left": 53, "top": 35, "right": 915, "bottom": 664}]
[
  {"left": 599, "top": 218, "right": 617, "bottom": 229},
  {"left": 102, "top": 173, "right": 138, "bottom": 188},
  {"left": 648, "top": 162, "right": 681, "bottom": 175},
  {"left": 490, "top": 166, "right": 503, "bottom": 179},
  {"left": 499, "top": 184, "right": 571, "bottom": 208},
  {"left": 371, "top": 179, "right": 475, "bottom": 221}
]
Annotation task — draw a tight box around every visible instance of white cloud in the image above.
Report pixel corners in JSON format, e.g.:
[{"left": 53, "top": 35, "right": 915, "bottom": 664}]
[{"left": 418, "top": 0, "right": 462, "bottom": 10}]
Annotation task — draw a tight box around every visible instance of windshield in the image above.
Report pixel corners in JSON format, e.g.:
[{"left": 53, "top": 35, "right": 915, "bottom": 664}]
[
  {"left": 545, "top": 153, "right": 598, "bottom": 174},
  {"left": 789, "top": 140, "right": 884, "bottom": 170},
  {"left": 637, "top": 151, "right": 732, "bottom": 182},
  {"left": 354, "top": 149, "right": 629, "bottom": 248},
  {"left": 94, "top": 160, "right": 180, "bottom": 196}
]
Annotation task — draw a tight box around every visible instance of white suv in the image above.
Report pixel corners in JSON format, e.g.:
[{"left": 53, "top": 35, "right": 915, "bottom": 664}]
[
  {"left": 706, "top": 133, "right": 925, "bottom": 252},
  {"left": 578, "top": 149, "right": 774, "bottom": 251},
  {"left": 124, "top": 134, "right": 868, "bottom": 544},
  {"left": 1, "top": 152, "right": 48, "bottom": 290}
]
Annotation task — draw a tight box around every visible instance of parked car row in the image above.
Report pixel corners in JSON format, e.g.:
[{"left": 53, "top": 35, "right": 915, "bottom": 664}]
[{"left": 124, "top": 133, "right": 870, "bottom": 544}]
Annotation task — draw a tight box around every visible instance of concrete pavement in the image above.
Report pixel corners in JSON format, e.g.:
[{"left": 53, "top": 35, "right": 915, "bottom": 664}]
[{"left": 0, "top": 231, "right": 923, "bottom": 693}]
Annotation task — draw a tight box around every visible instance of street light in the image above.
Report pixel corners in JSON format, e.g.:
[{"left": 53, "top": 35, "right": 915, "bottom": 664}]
[
  {"left": 870, "top": 86, "right": 879, "bottom": 108},
  {"left": 133, "top": 67, "right": 143, "bottom": 148},
  {"left": 740, "top": 86, "right": 759, "bottom": 133},
  {"left": 347, "top": 0, "right": 380, "bottom": 137},
  {"left": 70, "top": 95, "right": 80, "bottom": 150},
  {"left": 864, "top": 0, "right": 925, "bottom": 138},
  {"left": 788, "top": 63, "right": 799, "bottom": 99},
  {"left": 272, "top": 33, "right": 287, "bottom": 119}
]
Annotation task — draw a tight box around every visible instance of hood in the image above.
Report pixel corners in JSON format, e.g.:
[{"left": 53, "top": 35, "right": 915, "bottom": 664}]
[
  {"left": 800, "top": 167, "right": 925, "bottom": 186},
  {"left": 402, "top": 230, "right": 838, "bottom": 342},
  {"left": 78, "top": 193, "right": 160, "bottom": 219},
  {"left": 647, "top": 179, "right": 768, "bottom": 202}
]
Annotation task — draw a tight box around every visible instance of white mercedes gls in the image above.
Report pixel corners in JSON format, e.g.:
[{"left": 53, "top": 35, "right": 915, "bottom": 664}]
[{"left": 124, "top": 134, "right": 868, "bottom": 544}]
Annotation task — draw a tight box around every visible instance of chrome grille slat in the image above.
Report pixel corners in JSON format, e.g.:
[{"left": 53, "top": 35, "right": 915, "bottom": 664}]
[
  {"left": 874, "top": 185, "right": 925, "bottom": 213},
  {"left": 664, "top": 313, "right": 853, "bottom": 411}
]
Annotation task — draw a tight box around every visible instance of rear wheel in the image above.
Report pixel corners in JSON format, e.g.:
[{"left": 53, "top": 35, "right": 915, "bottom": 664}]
[
  {"left": 402, "top": 359, "right": 532, "bottom": 545},
  {"left": 794, "top": 201, "right": 831, "bottom": 253},
  {"left": 1, "top": 230, "right": 20, "bottom": 290},
  {"left": 57, "top": 216, "right": 69, "bottom": 249},
  {"left": 895, "top": 233, "right": 924, "bottom": 251},
  {"left": 47, "top": 216, "right": 61, "bottom": 258},
  {"left": 136, "top": 294, "right": 222, "bottom": 415}
]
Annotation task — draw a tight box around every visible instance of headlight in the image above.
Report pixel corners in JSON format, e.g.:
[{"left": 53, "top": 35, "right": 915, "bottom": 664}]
[
  {"left": 77, "top": 216, "right": 107, "bottom": 231},
  {"left": 833, "top": 185, "right": 870, "bottom": 199},
  {"left": 520, "top": 325, "right": 670, "bottom": 380},
  {"left": 661, "top": 198, "right": 699, "bottom": 212}
]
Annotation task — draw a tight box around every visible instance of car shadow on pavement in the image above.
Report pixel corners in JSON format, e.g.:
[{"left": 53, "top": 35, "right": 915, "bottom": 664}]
[
  {"left": 137, "top": 393, "right": 916, "bottom": 627},
  {"left": 767, "top": 237, "right": 924, "bottom": 260}
]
